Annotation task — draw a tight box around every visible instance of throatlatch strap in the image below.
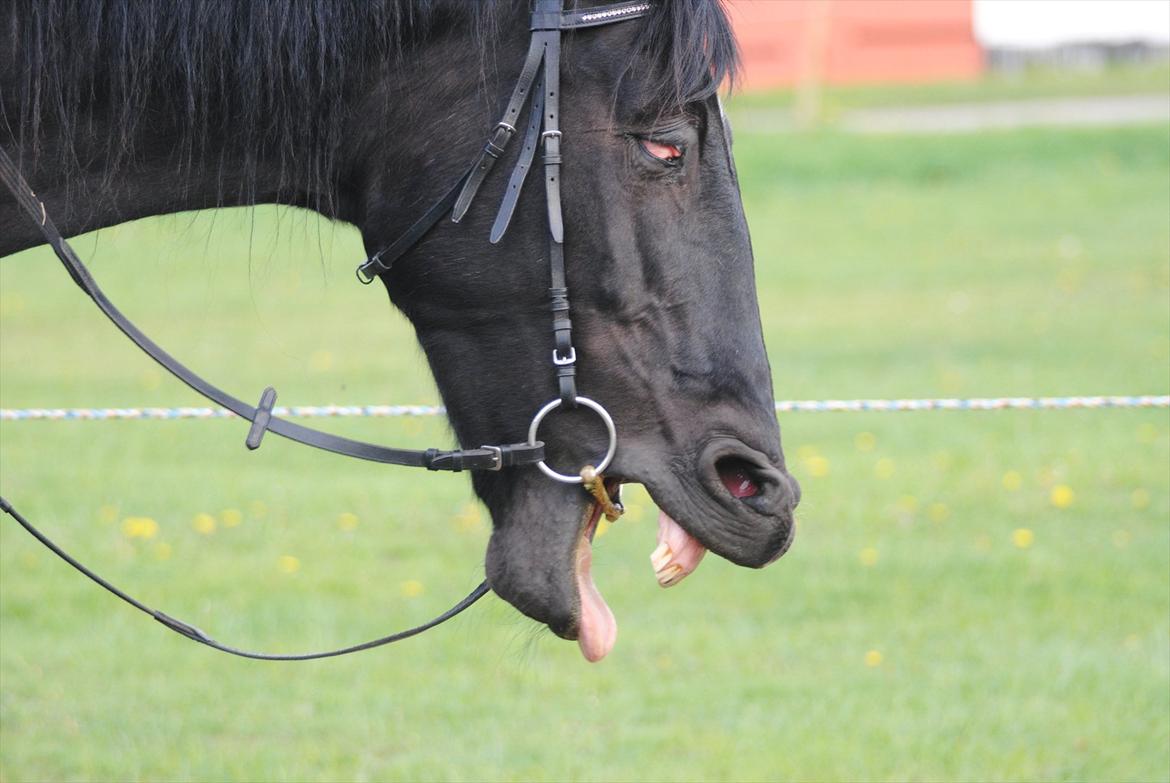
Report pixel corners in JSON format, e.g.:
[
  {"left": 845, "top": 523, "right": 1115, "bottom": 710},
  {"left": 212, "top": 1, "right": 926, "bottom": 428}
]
[{"left": 356, "top": 170, "right": 471, "bottom": 282}]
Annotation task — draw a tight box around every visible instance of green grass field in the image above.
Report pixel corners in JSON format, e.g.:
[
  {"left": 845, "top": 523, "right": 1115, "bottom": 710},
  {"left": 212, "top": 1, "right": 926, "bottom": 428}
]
[
  {"left": 2, "top": 86, "right": 1169, "bottom": 780},
  {"left": 729, "top": 61, "right": 1170, "bottom": 119}
]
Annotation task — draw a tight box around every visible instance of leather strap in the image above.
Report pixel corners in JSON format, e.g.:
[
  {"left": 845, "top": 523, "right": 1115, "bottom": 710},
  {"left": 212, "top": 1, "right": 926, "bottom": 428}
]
[
  {"left": 451, "top": 35, "right": 547, "bottom": 223},
  {"left": 490, "top": 73, "right": 545, "bottom": 244},
  {"left": 0, "top": 495, "right": 489, "bottom": 660},
  {"left": 0, "top": 148, "right": 543, "bottom": 472},
  {"left": 549, "top": 240, "right": 577, "bottom": 406},
  {"left": 356, "top": 169, "right": 471, "bottom": 282},
  {"left": 538, "top": 19, "right": 565, "bottom": 244},
  {"left": 535, "top": 0, "right": 578, "bottom": 406}
]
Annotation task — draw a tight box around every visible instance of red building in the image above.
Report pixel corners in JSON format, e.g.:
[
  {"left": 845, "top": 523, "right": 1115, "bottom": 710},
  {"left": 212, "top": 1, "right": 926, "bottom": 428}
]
[{"left": 728, "top": 0, "right": 983, "bottom": 91}]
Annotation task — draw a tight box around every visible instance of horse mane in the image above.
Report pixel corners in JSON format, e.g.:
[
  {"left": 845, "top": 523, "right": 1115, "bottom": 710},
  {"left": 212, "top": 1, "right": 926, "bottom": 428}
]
[
  {"left": 633, "top": 0, "right": 738, "bottom": 109},
  {"left": 2, "top": 0, "right": 736, "bottom": 207}
]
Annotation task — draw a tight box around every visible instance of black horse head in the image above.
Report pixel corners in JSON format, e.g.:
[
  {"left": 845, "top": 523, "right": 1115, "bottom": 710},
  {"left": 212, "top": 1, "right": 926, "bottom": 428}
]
[{"left": 0, "top": 0, "right": 799, "bottom": 661}]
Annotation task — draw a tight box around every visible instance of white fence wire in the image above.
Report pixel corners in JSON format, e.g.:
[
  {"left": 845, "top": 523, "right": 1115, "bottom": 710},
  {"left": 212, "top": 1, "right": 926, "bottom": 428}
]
[{"left": 2, "top": 395, "right": 1166, "bottom": 422}]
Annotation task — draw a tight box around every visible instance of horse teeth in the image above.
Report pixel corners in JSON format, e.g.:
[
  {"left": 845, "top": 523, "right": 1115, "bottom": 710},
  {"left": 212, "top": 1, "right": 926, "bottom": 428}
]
[
  {"left": 657, "top": 564, "right": 684, "bottom": 587},
  {"left": 650, "top": 542, "right": 672, "bottom": 571}
]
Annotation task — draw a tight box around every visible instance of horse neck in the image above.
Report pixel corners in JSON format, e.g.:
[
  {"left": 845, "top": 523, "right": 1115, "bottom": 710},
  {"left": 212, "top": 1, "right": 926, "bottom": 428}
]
[
  {"left": 0, "top": 115, "right": 348, "bottom": 256},
  {"left": 1, "top": 40, "right": 510, "bottom": 259}
]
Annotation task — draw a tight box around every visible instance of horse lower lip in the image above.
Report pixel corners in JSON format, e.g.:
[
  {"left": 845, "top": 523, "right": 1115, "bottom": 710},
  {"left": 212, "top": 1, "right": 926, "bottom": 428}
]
[{"left": 576, "top": 496, "right": 616, "bottom": 661}]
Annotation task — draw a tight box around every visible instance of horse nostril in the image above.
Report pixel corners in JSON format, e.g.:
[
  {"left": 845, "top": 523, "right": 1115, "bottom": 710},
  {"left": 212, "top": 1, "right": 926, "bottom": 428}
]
[
  {"left": 715, "top": 457, "right": 763, "bottom": 500},
  {"left": 703, "top": 439, "right": 797, "bottom": 517},
  {"left": 715, "top": 454, "right": 802, "bottom": 516}
]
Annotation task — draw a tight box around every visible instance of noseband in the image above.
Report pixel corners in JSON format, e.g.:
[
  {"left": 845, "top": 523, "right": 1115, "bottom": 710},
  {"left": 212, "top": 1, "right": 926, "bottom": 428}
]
[{"left": 0, "top": 1, "right": 649, "bottom": 659}]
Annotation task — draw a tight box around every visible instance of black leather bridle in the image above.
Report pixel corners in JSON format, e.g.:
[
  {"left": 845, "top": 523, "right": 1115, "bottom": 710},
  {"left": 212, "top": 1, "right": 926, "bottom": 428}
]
[{"left": 0, "top": 0, "right": 649, "bottom": 660}]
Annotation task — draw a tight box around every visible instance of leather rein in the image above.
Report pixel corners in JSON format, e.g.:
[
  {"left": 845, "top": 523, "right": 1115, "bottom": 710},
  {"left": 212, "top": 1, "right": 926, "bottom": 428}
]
[{"left": 0, "top": 0, "right": 649, "bottom": 660}]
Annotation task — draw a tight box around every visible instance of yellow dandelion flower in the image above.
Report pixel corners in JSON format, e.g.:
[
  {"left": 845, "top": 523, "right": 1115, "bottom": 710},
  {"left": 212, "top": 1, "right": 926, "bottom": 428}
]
[
  {"left": 249, "top": 500, "right": 268, "bottom": 519},
  {"left": 1111, "top": 530, "right": 1131, "bottom": 549},
  {"left": 153, "top": 542, "right": 173, "bottom": 561},
  {"left": 858, "top": 547, "right": 879, "bottom": 567},
  {"left": 1131, "top": 488, "right": 1150, "bottom": 510},
  {"left": 400, "top": 579, "right": 425, "bottom": 598},
  {"left": 99, "top": 504, "right": 119, "bottom": 524},
  {"left": 864, "top": 650, "right": 883, "bottom": 668},
  {"left": 122, "top": 516, "right": 159, "bottom": 540},
  {"left": 897, "top": 494, "right": 919, "bottom": 513},
  {"left": 1001, "top": 470, "right": 1023, "bottom": 491},
  {"left": 308, "top": 350, "right": 333, "bottom": 372},
  {"left": 1012, "top": 528, "right": 1034, "bottom": 549},
  {"left": 854, "top": 432, "right": 876, "bottom": 452},
  {"left": 220, "top": 508, "right": 243, "bottom": 528},
  {"left": 337, "top": 512, "right": 359, "bottom": 531},
  {"left": 805, "top": 455, "right": 830, "bottom": 478},
  {"left": 278, "top": 555, "right": 301, "bottom": 574},
  {"left": 192, "top": 513, "right": 217, "bottom": 535},
  {"left": 1050, "top": 485, "right": 1074, "bottom": 509},
  {"left": 928, "top": 502, "right": 950, "bottom": 523},
  {"left": 595, "top": 518, "right": 612, "bottom": 539},
  {"left": 874, "top": 458, "right": 895, "bottom": 480}
]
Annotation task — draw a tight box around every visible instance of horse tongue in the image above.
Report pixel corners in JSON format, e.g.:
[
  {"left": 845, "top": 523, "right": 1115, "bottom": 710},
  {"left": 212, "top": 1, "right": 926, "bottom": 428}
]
[
  {"left": 650, "top": 510, "right": 707, "bottom": 587},
  {"left": 575, "top": 538, "right": 617, "bottom": 662}
]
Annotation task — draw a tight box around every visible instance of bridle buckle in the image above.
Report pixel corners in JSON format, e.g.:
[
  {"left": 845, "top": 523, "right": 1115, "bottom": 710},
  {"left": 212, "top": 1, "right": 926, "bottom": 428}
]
[{"left": 481, "top": 444, "right": 504, "bottom": 471}]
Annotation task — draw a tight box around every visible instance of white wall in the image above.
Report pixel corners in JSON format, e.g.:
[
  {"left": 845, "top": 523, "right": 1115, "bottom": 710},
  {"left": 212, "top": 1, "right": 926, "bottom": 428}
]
[{"left": 974, "top": 0, "right": 1170, "bottom": 48}]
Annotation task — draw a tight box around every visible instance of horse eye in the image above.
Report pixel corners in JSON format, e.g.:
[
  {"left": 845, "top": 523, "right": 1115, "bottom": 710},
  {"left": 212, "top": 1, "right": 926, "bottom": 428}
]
[{"left": 639, "top": 138, "right": 684, "bottom": 163}]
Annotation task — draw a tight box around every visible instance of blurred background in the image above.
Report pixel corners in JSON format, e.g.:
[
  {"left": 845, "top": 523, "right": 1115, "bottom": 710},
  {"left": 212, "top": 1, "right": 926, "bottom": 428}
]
[{"left": 1, "top": 1, "right": 1168, "bottom": 781}]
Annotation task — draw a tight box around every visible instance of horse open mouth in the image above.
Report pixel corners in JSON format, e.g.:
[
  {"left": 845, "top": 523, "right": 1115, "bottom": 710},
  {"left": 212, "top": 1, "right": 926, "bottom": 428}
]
[
  {"left": 574, "top": 459, "right": 782, "bottom": 662},
  {"left": 570, "top": 458, "right": 772, "bottom": 660}
]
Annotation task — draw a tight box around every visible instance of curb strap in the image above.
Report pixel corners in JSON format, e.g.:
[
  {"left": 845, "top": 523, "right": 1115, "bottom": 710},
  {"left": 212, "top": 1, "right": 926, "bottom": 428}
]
[
  {"left": 0, "top": 496, "right": 488, "bottom": 660},
  {"left": 0, "top": 148, "right": 541, "bottom": 472}
]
